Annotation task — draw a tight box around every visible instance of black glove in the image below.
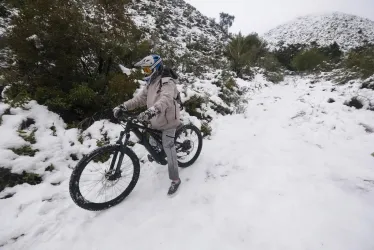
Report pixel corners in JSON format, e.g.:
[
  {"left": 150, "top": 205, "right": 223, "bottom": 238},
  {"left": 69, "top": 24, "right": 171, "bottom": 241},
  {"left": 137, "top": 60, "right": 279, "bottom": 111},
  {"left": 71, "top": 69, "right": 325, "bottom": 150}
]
[{"left": 113, "top": 105, "right": 127, "bottom": 119}]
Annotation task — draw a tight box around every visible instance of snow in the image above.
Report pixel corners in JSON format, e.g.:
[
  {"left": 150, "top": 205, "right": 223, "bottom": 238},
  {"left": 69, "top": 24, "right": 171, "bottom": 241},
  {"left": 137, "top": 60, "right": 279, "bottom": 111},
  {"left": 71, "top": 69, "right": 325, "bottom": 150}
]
[
  {"left": 1, "top": 77, "right": 374, "bottom": 249},
  {"left": 25, "top": 34, "right": 38, "bottom": 41},
  {"left": 264, "top": 12, "right": 374, "bottom": 51},
  {"left": 118, "top": 64, "right": 131, "bottom": 75}
]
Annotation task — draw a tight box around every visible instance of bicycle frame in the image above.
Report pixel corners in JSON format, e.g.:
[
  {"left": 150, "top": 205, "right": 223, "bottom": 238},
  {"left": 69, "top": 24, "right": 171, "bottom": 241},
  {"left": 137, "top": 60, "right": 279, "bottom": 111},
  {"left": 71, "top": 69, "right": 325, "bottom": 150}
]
[
  {"left": 127, "top": 121, "right": 168, "bottom": 165},
  {"left": 109, "top": 119, "right": 168, "bottom": 177}
]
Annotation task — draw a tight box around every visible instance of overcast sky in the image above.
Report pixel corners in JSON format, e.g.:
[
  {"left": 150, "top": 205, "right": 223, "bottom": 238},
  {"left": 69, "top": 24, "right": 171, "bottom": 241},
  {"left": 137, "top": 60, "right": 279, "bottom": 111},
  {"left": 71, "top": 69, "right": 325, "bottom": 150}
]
[{"left": 184, "top": 0, "right": 374, "bottom": 35}]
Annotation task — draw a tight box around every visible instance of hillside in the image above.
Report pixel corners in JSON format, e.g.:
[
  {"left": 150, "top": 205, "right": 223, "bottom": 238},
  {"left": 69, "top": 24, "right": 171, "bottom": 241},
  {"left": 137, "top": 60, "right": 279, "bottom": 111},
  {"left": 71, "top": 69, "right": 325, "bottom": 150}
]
[
  {"left": 0, "top": 0, "right": 229, "bottom": 73},
  {"left": 127, "top": 0, "right": 229, "bottom": 70},
  {"left": 264, "top": 12, "right": 374, "bottom": 51}
]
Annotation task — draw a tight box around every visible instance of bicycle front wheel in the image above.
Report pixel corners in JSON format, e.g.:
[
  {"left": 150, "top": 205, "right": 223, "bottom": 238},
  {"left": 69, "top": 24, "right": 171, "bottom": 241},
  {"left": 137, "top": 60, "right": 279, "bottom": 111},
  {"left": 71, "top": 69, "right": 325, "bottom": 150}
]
[{"left": 69, "top": 145, "right": 140, "bottom": 211}]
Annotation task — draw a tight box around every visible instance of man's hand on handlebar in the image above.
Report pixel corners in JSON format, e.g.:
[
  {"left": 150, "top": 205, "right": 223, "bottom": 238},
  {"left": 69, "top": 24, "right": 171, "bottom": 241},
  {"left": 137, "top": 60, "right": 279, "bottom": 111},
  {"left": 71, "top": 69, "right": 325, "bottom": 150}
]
[{"left": 113, "top": 105, "right": 127, "bottom": 119}]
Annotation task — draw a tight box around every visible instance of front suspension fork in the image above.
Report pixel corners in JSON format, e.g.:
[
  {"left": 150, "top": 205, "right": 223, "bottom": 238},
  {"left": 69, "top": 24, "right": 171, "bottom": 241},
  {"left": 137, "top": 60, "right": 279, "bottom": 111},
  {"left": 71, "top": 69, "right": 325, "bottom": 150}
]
[{"left": 109, "top": 131, "right": 130, "bottom": 174}]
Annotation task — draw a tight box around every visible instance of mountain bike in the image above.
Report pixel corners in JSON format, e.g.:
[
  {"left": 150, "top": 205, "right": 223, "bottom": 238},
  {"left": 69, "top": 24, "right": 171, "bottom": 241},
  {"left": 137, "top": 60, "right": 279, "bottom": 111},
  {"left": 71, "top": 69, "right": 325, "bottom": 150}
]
[{"left": 69, "top": 112, "right": 203, "bottom": 211}]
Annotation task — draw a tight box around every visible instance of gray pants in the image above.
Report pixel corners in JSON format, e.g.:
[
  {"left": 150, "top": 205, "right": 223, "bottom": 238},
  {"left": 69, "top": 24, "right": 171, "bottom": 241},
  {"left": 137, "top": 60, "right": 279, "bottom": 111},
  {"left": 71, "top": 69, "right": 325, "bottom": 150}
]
[{"left": 162, "top": 128, "right": 179, "bottom": 181}]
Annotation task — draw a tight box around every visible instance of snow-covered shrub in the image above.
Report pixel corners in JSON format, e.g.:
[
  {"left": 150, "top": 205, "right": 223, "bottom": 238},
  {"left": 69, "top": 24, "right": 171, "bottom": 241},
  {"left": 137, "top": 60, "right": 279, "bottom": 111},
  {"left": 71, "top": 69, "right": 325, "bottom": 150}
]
[
  {"left": 218, "top": 78, "right": 242, "bottom": 108},
  {"left": 10, "top": 145, "right": 38, "bottom": 156},
  {"left": 45, "top": 164, "right": 55, "bottom": 172},
  {"left": 200, "top": 122, "right": 212, "bottom": 138},
  {"left": 225, "top": 33, "right": 268, "bottom": 77},
  {"left": 18, "top": 129, "right": 37, "bottom": 144},
  {"left": 345, "top": 44, "right": 374, "bottom": 78},
  {"left": 264, "top": 71, "right": 284, "bottom": 83},
  {"left": 273, "top": 43, "right": 306, "bottom": 71},
  {"left": 318, "top": 42, "right": 343, "bottom": 61},
  {"left": 186, "top": 35, "right": 211, "bottom": 53},
  {"left": 258, "top": 53, "right": 282, "bottom": 72},
  {"left": 361, "top": 77, "right": 374, "bottom": 90},
  {"left": 0, "top": 167, "right": 42, "bottom": 192},
  {"left": 183, "top": 95, "right": 206, "bottom": 120},
  {"left": 291, "top": 48, "right": 328, "bottom": 72}
]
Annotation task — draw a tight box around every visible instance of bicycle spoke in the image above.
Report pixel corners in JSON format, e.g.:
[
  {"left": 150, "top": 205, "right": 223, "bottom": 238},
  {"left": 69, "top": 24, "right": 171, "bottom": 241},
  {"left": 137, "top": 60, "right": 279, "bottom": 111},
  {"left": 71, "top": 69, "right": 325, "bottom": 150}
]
[
  {"left": 95, "top": 185, "right": 103, "bottom": 202},
  {"left": 80, "top": 179, "right": 102, "bottom": 190},
  {"left": 104, "top": 184, "right": 107, "bottom": 203},
  {"left": 113, "top": 185, "right": 121, "bottom": 198},
  {"left": 110, "top": 185, "right": 116, "bottom": 201},
  {"left": 82, "top": 180, "right": 102, "bottom": 198},
  {"left": 76, "top": 148, "right": 137, "bottom": 204},
  {"left": 80, "top": 179, "right": 102, "bottom": 183}
]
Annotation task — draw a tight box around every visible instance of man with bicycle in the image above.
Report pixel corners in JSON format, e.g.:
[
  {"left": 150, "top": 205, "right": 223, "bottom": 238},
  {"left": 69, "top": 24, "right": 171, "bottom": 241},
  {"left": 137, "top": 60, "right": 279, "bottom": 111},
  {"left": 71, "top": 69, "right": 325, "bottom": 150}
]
[{"left": 113, "top": 55, "right": 182, "bottom": 196}]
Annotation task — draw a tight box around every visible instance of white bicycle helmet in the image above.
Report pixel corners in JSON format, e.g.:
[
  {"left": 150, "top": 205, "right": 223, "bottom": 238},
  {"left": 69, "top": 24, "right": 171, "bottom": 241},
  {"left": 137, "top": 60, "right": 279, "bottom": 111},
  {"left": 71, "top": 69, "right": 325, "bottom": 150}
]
[{"left": 134, "top": 54, "right": 163, "bottom": 83}]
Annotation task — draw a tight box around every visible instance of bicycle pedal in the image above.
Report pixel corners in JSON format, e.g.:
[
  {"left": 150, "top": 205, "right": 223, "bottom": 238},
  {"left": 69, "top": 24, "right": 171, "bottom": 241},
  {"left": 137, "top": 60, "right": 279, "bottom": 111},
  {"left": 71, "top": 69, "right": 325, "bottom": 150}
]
[{"left": 147, "top": 154, "right": 154, "bottom": 162}]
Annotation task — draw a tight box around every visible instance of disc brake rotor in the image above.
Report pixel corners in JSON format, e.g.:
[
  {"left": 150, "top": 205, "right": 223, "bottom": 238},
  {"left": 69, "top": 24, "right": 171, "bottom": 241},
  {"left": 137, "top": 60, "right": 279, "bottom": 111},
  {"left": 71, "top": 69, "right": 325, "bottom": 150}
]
[{"left": 103, "top": 170, "right": 121, "bottom": 187}]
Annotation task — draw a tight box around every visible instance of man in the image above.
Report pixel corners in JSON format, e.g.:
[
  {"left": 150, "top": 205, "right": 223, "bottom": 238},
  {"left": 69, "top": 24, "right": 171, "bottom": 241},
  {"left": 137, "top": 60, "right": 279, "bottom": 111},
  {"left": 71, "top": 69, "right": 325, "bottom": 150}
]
[{"left": 113, "top": 54, "right": 182, "bottom": 196}]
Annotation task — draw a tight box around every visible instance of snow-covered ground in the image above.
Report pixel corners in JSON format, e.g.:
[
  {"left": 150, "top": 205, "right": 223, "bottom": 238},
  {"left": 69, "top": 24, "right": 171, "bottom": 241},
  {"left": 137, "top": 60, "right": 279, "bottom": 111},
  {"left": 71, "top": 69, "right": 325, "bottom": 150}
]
[{"left": 1, "top": 77, "right": 374, "bottom": 250}]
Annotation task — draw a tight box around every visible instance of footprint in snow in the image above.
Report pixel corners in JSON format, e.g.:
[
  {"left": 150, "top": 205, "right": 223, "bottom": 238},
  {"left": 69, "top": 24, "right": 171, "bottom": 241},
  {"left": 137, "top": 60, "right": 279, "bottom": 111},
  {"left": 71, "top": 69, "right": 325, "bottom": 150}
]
[{"left": 205, "top": 171, "right": 216, "bottom": 182}]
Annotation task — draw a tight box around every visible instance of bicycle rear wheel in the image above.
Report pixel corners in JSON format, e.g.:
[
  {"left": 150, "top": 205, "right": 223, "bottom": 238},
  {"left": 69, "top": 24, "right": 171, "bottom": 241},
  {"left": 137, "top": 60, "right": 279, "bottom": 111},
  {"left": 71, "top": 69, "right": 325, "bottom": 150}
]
[
  {"left": 69, "top": 145, "right": 140, "bottom": 211},
  {"left": 175, "top": 124, "right": 203, "bottom": 168}
]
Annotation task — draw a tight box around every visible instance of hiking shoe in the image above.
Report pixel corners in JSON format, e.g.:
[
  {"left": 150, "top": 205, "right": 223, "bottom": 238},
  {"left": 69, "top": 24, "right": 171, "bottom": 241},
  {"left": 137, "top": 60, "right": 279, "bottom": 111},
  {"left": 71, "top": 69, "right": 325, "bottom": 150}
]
[{"left": 167, "top": 180, "right": 181, "bottom": 197}]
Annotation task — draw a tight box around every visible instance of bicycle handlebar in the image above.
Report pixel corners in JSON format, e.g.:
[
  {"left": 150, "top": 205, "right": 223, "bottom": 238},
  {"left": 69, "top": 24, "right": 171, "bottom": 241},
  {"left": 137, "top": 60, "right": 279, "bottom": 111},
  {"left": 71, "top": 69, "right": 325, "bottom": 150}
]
[
  {"left": 117, "top": 111, "right": 138, "bottom": 121},
  {"left": 117, "top": 111, "right": 152, "bottom": 127}
]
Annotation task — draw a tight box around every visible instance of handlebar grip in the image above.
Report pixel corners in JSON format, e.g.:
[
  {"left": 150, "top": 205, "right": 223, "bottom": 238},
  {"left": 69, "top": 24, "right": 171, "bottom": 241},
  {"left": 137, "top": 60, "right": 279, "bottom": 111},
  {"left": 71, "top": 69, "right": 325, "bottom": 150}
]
[{"left": 118, "top": 110, "right": 138, "bottom": 120}]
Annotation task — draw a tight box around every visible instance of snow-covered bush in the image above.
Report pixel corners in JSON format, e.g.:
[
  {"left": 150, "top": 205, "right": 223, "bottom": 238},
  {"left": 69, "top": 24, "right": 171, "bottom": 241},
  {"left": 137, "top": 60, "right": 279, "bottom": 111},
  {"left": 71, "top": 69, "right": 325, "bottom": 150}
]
[
  {"left": 291, "top": 48, "right": 328, "bottom": 72},
  {"left": 0, "top": 167, "right": 41, "bottom": 192},
  {"left": 264, "top": 71, "right": 284, "bottom": 83},
  {"left": 225, "top": 33, "right": 268, "bottom": 77},
  {"left": 344, "top": 44, "right": 374, "bottom": 78},
  {"left": 361, "top": 77, "right": 374, "bottom": 90}
]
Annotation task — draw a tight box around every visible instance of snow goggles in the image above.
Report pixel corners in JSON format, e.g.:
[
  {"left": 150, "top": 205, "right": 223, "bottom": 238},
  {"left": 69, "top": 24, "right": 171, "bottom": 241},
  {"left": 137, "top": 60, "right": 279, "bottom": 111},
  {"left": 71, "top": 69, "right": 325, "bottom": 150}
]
[{"left": 142, "top": 66, "right": 152, "bottom": 75}]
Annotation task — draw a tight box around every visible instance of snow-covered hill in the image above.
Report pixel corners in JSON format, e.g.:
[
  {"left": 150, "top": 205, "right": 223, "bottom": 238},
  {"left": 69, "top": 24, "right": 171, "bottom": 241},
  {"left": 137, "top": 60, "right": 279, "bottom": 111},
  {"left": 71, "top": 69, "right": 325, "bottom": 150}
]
[
  {"left": 264, "top": 12, "right": 374, "bottom": 51},
  {"left": 128, "top": 0, "right": 228, "bottom": 68},
  {"left": 1, "top": 75, "right": 374, "bottom": 250}
]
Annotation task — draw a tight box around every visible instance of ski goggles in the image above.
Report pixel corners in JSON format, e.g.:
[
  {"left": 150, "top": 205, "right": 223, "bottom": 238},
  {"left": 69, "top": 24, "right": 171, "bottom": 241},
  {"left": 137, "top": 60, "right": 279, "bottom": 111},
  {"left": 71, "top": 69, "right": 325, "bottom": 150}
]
[{"left": 142, "top": 66, "right": 152, "bottom": 75}]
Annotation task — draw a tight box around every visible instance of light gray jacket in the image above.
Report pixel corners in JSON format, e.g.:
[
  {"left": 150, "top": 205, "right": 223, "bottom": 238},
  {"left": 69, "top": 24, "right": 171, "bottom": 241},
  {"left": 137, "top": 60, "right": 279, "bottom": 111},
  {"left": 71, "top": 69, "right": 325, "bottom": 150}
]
[{"left": 123, "top": 76, "right": 181, "bottom": 130}]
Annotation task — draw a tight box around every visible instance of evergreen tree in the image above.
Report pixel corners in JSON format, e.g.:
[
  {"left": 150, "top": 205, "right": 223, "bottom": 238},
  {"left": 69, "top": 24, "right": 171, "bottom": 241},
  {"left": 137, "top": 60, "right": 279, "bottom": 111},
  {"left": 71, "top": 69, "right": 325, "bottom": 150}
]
[
  {"left": 225, "top": 33, "right": 267, "bottom": 77},
  {"left": 3, "top": 0, "right": 150, "bottom": 127},
  {"left": 219, "top": 12, "right": 235, "bottom": 34}
]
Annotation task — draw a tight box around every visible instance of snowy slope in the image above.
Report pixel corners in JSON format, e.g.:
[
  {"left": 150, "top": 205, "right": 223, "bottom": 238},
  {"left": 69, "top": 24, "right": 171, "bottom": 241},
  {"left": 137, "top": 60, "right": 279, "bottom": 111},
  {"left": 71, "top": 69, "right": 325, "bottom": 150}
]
[
  {"left": 0, "top": 0, "right": 228, "bottom": 72},
  {"left": 264, "top": 12, "right": 374, "bottom": 51},
  {"left": 1, "top": 76, "right": 374, "bottom": 250},
  {"left": 127, "top": 0, "right": 228, "bottom": 65}
]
